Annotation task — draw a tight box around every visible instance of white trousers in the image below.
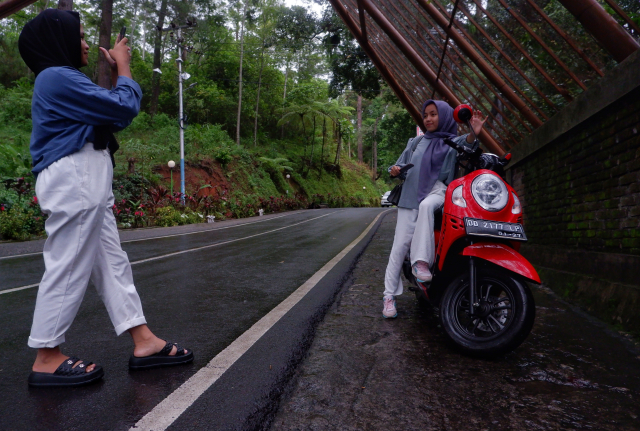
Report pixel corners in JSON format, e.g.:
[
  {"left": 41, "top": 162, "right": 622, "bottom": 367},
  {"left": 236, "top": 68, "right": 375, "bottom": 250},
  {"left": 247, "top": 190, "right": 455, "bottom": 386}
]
[
  {"left": 29, "top": 143, "right": 146, "bottom": 349},
  {"left": 383, "top": 181, "right": 447, "bottom": 298}
]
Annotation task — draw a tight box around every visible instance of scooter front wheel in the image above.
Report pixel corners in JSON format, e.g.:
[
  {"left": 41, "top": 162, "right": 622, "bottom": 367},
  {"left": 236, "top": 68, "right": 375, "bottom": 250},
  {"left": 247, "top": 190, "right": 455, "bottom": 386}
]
[{"left": 439, "top": 267, "right": 535, "bottom": 358}]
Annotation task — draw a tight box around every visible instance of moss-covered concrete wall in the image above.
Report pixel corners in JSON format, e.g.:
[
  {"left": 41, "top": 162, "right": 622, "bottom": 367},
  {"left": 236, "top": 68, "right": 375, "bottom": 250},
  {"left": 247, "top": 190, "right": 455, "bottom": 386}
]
[{"left": 508, "top": 49, "right": 640, "bottom": 335}]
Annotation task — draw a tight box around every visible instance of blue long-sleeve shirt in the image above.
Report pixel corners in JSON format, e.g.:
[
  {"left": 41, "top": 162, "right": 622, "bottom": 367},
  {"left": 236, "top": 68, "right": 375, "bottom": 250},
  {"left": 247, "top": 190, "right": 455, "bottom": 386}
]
[{"left": 30, "top": 66, "right": 142, "bottom": 174}]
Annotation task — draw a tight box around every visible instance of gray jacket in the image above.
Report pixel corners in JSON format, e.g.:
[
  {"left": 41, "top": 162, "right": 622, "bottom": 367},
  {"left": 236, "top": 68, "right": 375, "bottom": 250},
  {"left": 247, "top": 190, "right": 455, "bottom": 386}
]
[{"left": 388, "top": 134, "right": 474, "bottom": 210}]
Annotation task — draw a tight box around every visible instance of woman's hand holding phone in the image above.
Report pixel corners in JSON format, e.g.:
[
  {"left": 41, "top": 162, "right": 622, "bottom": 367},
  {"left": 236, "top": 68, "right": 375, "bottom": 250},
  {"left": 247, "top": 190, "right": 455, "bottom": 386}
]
[{"left": 99, "top": 27, "right": 132, "bottom": 82}]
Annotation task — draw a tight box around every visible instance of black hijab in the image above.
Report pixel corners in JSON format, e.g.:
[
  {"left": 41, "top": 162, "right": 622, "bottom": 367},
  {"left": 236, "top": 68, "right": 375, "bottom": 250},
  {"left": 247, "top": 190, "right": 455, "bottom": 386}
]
[{"left": 19, "top": 8, "right": 82, "bottom": 77}]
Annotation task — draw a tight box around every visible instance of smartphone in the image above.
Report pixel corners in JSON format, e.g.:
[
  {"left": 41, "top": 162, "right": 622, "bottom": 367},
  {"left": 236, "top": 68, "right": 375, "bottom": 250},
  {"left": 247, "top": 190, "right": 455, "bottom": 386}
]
[
  {"left": 391, "top": 163, "right": 414, "bottom": 178},
  {"left": 398, "top": 163, "right": 414, "bottom": 174},
  {"left": 119, "top": 26, "right": 126, "bottom": 41}
]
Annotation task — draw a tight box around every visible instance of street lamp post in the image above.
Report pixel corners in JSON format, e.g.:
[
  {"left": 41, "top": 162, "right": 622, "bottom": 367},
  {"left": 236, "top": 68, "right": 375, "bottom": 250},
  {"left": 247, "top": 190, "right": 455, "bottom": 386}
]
[
  {"left": 176, "top": 30, "right": 186, "bottom": 204},
  {"left": 168, "top": 160, "right": 175, "bottom": 196},
  {"left": 158, "top": 20, "right": 197, "bottom": 204}
]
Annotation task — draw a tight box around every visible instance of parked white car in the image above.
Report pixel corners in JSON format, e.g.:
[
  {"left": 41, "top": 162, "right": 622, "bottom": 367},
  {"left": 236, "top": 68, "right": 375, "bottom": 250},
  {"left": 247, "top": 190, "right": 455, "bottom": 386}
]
[{"left": 381, "top": 191, "right": 392, "bottom": 207}]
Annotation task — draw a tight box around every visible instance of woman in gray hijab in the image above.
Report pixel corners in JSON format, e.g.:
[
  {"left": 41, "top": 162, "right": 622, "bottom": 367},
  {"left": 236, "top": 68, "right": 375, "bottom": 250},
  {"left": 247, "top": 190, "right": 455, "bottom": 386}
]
[{"left": 382, "top": 100, "right": 487, "bottom": 318}]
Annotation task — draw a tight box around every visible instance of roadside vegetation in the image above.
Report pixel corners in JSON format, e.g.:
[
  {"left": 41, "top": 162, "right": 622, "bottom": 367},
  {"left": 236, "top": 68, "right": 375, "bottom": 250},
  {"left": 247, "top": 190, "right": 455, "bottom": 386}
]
[{"left": 0, "top": 0, "right": 420, "bottom": 240}]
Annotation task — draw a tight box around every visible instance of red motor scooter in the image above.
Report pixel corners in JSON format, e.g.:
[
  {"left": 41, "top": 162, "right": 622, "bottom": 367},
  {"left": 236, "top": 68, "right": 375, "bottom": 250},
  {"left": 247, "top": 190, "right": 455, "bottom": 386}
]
[{"left": 403, "top": 105, "right": 540, "bottom": 358}]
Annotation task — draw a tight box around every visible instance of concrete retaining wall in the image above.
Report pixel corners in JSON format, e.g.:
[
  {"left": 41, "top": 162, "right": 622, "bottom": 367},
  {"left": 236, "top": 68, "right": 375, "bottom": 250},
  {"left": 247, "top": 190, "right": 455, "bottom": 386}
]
[{"left": 508, "top": 49, "right": 640, "bottom": 334}]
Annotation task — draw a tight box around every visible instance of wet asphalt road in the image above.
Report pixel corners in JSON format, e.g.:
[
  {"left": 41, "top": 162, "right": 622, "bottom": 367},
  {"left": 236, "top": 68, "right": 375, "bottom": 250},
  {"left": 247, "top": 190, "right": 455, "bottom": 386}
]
[
  {"left": 273, "top": 211, "right": 640, "bottom": 430},
  {"left": 0, "top": 208, "right": 388, "bottom": 430}
]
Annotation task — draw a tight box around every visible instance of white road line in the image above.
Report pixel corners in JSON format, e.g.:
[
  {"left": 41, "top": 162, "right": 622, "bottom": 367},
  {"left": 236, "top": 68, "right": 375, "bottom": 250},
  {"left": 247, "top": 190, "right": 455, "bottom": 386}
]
[
  {"left": 0, "top": 212, "right": 298, "bottom": 261},
  {"left": 129, "top": 212, "right": 334, "bottom": 265},
  {"left": 131, "top": 209, "right": 390, "bottom": 431},
  {"left": 0, "top": 212, "right": 334, "bottom": 295},
  {"left": 0, "top": 284, "right": 40, "bottom": 294}
]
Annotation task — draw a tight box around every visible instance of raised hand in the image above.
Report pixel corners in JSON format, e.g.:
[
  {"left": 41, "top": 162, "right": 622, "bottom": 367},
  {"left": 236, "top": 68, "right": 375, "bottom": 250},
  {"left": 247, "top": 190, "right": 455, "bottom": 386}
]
[
  {"left": 107, "top": 35, "right": 131, "bottom": 68},
  {"left": 98, "top": 35, "right": 127, "bottom": 71},
  {"left": 469, "top": 109, "right": 488, "bottom": 137}
]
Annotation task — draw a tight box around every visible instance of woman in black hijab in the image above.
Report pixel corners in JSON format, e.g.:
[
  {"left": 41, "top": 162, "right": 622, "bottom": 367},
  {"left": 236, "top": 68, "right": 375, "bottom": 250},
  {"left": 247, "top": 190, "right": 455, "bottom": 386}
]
[{"left": 20, "top": 9, "right": 193, "bottom": 387}]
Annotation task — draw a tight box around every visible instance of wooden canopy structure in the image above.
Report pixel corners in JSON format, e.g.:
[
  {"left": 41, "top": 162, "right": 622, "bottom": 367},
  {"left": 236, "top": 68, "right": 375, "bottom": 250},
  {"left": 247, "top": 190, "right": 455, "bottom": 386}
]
[{"left": 328, "top": 0, "right": 640, "bottom": 154}]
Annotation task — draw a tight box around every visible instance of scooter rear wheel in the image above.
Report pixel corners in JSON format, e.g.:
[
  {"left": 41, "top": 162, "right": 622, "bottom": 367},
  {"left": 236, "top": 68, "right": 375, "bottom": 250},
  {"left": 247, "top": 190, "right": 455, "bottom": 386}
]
[{"left": 439, "top": 267, "right": 535, "bottom": 358}]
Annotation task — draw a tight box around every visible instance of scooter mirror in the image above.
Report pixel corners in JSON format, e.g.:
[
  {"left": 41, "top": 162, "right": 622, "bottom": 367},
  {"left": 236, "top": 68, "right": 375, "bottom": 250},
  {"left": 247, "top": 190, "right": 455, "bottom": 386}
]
[{"left": 454, "top": 104, "right": 473, "bottom": 123}]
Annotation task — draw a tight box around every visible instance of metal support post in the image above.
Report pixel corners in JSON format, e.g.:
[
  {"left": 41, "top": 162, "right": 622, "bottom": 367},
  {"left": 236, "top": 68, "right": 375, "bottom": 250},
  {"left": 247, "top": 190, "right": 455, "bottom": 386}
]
[
  {"left": 177, "top": 27, "right": 185, "bottom": 204},
  {"left": 557, "top": 0, "right": 640, "bottom": 63},
  {"left": 353, "top": 0, "right": 505, "bottom": 154},
  {"left": 158, "top": 20, "right": 196, "bottom": 204}
]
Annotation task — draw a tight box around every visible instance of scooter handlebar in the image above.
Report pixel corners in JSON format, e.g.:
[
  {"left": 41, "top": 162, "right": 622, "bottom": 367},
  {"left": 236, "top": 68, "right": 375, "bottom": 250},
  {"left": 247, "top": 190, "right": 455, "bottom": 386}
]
[
  {"left": 444, "top": 137, "right": 478, "bottom": 155},
  {"left": 444, "top": 137, "right": 464, "bottom": 152}
]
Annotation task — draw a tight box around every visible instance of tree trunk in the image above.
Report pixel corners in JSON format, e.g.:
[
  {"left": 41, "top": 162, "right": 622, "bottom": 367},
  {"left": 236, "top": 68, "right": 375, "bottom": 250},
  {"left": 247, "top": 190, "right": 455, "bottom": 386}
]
[
  {"left": 97, "top": 0, "right": 113, "bottom": 89},
  {"left": 236, "top": 0, "right": 247, "bottom": 146},
  {"left": 141, "top": 24, "right": 146, "bottom": 61},
  {"left": 57, "top": 0, "right": 72, "bottom": 10},
  {"left": 130, "top": 0, "right": 139, "bottom": 49},
  {"left": 372, "top": 117, "right": 378, "bottom": 181},
  {"left": 307, "top": 116, "right": 316, "bottom": 176},
  {"left": 254, "top": 46, "right": 266, "bottom": 147},
  {"left": 301, "top": 113, "right": 307, "bottom": 164},
  {"left": 334, "top": 123, "right": 341, "bottom": 165},
  {"left": 281, "top": 63, "right": 289, "bottom": 139},
  {"left": 357, "top": 94, "right": 363, "bottom": 162},
  {"left": 319, "top": 118, "right": 326, "bottom": 176},
  {"left": 149, "top": 0, "right": 168, "bottom": 117}
]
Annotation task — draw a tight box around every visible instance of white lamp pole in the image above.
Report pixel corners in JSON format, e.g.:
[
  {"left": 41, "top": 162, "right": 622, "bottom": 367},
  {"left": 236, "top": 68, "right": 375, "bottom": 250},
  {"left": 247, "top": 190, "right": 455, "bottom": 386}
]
[
  {"left": 177, "top": 28, "right": 185, "bottom": 204},
  {"left": 168, "top": 160, "right": 175, "bottom": 196},
  {"left": 159, "top": 20, "right": 197, "bottom": 204}
]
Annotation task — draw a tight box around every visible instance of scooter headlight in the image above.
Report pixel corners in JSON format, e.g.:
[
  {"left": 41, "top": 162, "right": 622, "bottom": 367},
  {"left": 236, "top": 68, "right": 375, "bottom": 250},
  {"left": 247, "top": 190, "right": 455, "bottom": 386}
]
[{"left": 471, "top": 173, "right": 509, "bottom": 212}]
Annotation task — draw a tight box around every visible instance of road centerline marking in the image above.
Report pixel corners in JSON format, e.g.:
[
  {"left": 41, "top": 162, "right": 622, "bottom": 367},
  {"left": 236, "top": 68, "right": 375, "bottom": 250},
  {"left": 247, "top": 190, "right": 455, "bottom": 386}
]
[
  {"left": 131, "top": 209, "right": 390, "bottom": 431},
  {"left": 0, "top": 211, "right": 301, "bottom": 261},
  {"left": 0, "top": 212, "right": 336, "bottom": 295},
  {"left": 129, "top": 212, "right": 335, "bottom": 265}
]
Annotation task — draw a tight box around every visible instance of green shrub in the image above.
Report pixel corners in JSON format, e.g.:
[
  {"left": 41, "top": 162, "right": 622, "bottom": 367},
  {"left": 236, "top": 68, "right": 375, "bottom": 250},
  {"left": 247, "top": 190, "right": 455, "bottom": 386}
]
[
  {"left": 154, "top": 206, "right": 204, "bottom": 227},
  {"left": 0, "top": 136, "right": 32, "bottom": 179},
  {"left": 0, "top": 79, "right": 34, "bottom": 131},
  {"left": 213, "top": 145, "right": 233, "bottom": 166},
  {"left": 154, "top": 206, "right": 182, "bottom": 227},
  {"left": 0, "top": 205, "right": 45, "bottom": 240}
]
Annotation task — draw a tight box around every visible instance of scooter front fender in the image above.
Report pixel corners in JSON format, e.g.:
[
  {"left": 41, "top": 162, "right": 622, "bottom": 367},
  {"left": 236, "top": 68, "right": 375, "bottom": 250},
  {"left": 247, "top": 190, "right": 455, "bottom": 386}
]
[{"left": 461, "top": 242, "right": 541, "bottom": 284}]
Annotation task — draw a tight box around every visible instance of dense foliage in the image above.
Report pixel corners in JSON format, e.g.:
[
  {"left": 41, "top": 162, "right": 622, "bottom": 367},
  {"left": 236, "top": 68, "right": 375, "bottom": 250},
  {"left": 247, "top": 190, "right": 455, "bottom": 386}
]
[
  {"left": 0, "top": 0, "right": 412, "bottom": 240},
  {"left": 3, "top": 0, "right": 636, "bottom": 240}
]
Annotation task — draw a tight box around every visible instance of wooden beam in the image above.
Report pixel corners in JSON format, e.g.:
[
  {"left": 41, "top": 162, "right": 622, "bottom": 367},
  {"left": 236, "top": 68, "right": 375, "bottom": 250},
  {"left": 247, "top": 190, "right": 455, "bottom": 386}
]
[
  {"left": 0, "top": 0, "right": 37, "bottom": 19},
  {"left": 57, "top": 0, "right": 73, "bottom": 11}
]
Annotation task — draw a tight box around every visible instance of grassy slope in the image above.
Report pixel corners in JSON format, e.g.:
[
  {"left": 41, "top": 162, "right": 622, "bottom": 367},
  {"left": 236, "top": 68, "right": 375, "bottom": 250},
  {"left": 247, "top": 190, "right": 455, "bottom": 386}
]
[{"left": 0, "top": 116, "right": 389, "bottom": 209}]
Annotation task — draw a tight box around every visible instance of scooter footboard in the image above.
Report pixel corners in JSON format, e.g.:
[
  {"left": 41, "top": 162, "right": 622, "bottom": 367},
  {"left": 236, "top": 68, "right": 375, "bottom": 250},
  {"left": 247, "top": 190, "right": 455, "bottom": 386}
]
[{"left": 461, "top": 242, "right": 541, "bottom": 284}]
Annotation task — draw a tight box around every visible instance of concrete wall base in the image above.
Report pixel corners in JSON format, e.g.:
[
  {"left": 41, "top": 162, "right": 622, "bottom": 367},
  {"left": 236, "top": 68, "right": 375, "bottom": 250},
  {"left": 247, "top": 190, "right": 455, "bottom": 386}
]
[{"left": 533, "top": 265, "right": 640, "bottom": 336}]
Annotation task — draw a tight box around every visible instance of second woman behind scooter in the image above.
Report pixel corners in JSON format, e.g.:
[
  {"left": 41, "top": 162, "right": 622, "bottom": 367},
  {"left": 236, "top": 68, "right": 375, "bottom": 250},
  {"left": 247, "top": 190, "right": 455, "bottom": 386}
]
[{"left": 382, "top": 99, "right": 486, "bottom": 319}]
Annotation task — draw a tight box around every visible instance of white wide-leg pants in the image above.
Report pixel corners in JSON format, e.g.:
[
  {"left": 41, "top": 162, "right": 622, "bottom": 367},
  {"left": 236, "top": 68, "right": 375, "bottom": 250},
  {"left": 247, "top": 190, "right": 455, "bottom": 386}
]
[
  {"left": 383, "top": 181, "right": 447, "bottom": 298},
  {"left": 28, "top": 143, "right": 146, "bottom": 349}
]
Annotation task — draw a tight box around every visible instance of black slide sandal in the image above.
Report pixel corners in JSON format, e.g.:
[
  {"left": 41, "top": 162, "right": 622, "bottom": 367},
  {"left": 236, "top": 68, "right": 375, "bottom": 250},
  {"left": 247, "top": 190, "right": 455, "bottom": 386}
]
[
  {"left": 28, "top": 356, "right": 104, "bottom": 387},
  {"left": 129, "top": 341, "right": 194, "bottom": 370}
]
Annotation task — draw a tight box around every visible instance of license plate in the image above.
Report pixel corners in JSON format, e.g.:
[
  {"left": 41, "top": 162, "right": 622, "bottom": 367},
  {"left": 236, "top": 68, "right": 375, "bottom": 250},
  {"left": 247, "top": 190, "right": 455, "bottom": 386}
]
[{"left": 464, "top": 218, "right": 527, "bottom": 241}]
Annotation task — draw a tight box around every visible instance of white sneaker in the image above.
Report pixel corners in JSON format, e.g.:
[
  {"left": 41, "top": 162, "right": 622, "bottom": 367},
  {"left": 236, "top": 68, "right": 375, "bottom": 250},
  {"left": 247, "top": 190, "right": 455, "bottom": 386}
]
[
  {"left": 412, "top": 261, "right": 432, "bottom": 282},
  {"left": 382, "top": 296, "right": 397, "bottom": 318}
]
